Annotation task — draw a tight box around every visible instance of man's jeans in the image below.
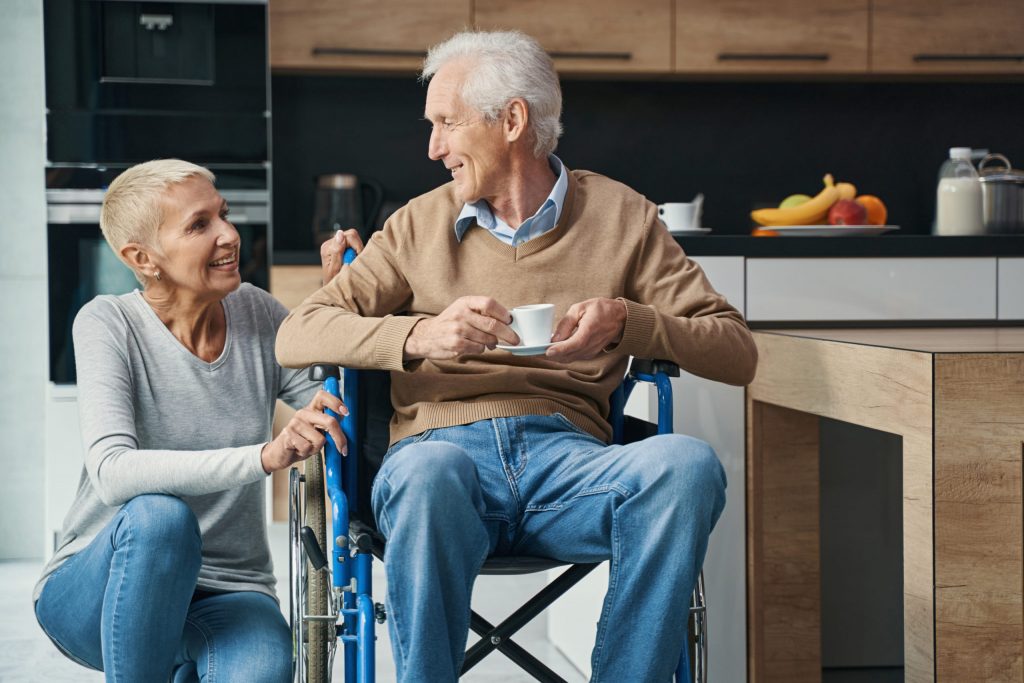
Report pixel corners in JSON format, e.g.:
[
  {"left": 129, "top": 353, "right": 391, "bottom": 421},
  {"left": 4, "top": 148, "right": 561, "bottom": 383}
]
[
  {"left": 35, "top": 494, "right": 291, "bottom": 682},
  {"left": 371, "top": 414, "right": 727, "bottom": 682}
]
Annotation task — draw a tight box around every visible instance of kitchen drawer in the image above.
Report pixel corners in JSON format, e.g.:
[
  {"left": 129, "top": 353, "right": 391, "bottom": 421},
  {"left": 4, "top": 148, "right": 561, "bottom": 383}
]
[
  {"left": 746, "top": 258, "right": 996, "bottom": 322},
  {"left": 998, "top": 258, "right": 1024, "bottom": 320}
]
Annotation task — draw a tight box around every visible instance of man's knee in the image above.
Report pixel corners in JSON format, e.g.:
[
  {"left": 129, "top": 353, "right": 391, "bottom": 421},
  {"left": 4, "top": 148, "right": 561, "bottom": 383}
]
[
  {"left": 376, "top": 441, "right": 477, "bottom": 497},
  {"left": 640, "top": 434, "right": 726, "bottom": 497}
]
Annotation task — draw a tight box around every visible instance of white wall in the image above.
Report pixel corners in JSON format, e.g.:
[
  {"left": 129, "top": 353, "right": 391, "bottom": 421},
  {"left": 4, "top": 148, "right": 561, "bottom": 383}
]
[{"left": 0, "top": 0, "right": 48, "bottom": 559}]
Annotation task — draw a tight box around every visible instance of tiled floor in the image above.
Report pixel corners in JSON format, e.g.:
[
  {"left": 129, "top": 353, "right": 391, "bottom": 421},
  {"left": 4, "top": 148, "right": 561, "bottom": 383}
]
[{"left": 0, "top": 523, "right": 584, "bottom": 683}]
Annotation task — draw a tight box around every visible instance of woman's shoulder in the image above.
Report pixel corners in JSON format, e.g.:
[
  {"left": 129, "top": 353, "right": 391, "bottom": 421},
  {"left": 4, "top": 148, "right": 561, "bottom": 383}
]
[
  {"left": 73, "top": 292, "right": 141, "bottom": 337},
  {"left": 225, "top": 283, "right": 288, "bottom": 332}
]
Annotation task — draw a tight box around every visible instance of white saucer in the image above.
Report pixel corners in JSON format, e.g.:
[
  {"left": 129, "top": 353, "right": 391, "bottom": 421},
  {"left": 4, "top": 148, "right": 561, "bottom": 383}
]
[
  {"left": 669, "top": 227, "right": 712, "bottom": 236},
  {"left": 496, "top": 341, "right": 554, "bottom": 356}
]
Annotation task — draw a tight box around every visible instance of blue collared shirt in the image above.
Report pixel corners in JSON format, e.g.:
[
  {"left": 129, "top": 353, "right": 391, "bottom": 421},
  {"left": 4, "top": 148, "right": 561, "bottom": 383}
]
[{"left": 454, "top": 155, "right": 568, "bottom": 246}]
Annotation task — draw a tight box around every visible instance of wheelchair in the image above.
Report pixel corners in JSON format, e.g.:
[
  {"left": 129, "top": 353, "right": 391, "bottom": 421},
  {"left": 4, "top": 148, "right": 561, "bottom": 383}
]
[{"left": 290, "top": 355, "right": 708, "bottom": 682}]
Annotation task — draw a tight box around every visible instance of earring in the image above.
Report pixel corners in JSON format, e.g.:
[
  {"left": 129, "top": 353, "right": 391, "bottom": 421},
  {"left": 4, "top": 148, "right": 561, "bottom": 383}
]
[{"left": 154, "top": 270, "right": 161, "bottom": 281}]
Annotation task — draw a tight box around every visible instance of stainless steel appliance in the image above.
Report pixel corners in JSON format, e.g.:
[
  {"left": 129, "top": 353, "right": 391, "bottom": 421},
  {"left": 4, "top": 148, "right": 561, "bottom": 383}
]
[
  {"left": 312, "top": 173, "right": 385, "bottom": 246},
  {"left": 979, "top": 153, "right": 1024, "bottom": 234}
]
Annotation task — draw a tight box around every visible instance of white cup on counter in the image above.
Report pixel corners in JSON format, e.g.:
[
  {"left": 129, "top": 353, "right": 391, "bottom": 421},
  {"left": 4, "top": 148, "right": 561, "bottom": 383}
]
[
  {"left": 658, "top": 201, "right": 699, "bottom": 231},
  {"left": 509, "top": 303, "right": 554, "bottom": 346}
]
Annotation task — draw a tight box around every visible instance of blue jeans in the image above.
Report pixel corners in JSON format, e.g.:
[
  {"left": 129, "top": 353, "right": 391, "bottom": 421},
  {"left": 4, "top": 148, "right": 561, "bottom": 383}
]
[
  {"left": 35, "top": 494, "right": 291, "bottom": 682},
  {"left": 371, "top": 414, "right": 727, "bottom": 682}
]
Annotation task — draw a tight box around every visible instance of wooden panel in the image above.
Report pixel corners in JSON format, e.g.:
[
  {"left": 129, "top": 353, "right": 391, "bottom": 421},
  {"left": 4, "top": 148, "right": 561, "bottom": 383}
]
[
  {"left": 271, "top": 265, "right": 323, "bottom": 310},
  {"left": 934, "top": 354, "right": 1024, "bottom": 681},
  {"left": 748, "top": 331, "right": 935, "bottom": 682},
  {"left": 676, "top": 0, "right": 868, "bottom": 74},
  {"left": 759, "top": 327, "right": 1024, "bottom": 354},
  {"left": 873, "top": 0, "right": 1024, "bottom": 75},
  {"left": 747, "top": 400, "right": 821, "bottom": 682},
  {"left": 475, "top": 0, "right": 671, "bottom": 74},
  {"left": 269, "top": 0, "right": 469, "bottom": 73}
]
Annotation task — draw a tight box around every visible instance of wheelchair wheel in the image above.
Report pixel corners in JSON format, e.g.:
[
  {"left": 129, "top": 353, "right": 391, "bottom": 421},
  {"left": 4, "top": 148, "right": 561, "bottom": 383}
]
[{"left": 304, "top": 453, "right": 331, "bottom": 682}]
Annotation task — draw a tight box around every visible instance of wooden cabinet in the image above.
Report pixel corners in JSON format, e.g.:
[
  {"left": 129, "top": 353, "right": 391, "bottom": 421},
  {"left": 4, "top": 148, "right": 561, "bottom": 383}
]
[
  {"left": 269, "top": 0, "right": 470, "bottom": 72},
  {"left": 872, "top": 0, "right": 1024, "bottom": 75},
  {"left": 474, "top": 0, "right": 672, "bottom": 74},
  {"left": 675, "top": 0, "right": 869, "bottom": 74}
]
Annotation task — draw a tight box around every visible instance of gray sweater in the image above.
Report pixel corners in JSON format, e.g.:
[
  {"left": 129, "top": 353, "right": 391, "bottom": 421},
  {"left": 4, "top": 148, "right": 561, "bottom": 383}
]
[{"left": 34, "top": 284, "right": 317, "bottom": 602}]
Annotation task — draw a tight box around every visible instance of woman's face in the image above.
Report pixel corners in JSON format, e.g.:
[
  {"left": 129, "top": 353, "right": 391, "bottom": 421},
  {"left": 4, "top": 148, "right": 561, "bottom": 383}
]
[{"left": 151, "top": 177, "right": 241, "bottom": 300}]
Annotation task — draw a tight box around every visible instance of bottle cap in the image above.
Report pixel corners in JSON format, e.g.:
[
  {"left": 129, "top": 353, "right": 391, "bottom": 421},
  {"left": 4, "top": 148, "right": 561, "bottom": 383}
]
[{"left": 949, "top": 147, "right": 972, "bottom": 159}]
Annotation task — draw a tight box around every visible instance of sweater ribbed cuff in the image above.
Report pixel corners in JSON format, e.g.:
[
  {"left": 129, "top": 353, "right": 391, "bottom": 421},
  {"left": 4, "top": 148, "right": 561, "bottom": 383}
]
[
  {"left": 374, "top": 316, "right": 422, "bottom": 371},
  {"left": 613, "top": 298, "right": 657, "bottom": 357}
]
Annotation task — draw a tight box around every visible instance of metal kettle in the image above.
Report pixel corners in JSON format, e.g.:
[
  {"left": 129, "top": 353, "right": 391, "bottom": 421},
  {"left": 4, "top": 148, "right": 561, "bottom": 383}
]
[
  {"left": 312, "top": 174, "right": 385, "bottom": 246},
  {"left": 978, "top": 154, "right": 1024, "bottom": 234}
]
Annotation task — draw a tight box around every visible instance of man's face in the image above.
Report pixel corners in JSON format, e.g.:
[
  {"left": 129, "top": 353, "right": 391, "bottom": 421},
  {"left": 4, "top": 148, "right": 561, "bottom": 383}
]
[{"left": 424, "top": 60, "right": 510, "bottom": 205}]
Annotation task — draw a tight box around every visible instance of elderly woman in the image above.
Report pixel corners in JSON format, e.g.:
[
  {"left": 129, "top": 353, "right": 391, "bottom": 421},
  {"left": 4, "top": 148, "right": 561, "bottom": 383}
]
[{"left": 32, "top": 159, "right": 362, "bottom": 682}]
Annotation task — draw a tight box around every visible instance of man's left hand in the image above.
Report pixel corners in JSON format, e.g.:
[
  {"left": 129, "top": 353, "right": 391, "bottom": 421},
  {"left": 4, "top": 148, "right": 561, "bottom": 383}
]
[
  {"left": 545, "top": 298, "right": 627, "bottom": 362},
  {"left": 320, "top": 229, "right": 365, "bottom": 285}
]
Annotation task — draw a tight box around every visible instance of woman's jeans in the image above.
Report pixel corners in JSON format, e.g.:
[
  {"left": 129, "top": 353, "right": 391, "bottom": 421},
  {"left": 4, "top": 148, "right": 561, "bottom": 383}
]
[
  {"left": 372, "top": 414, "right": 727, "bottom": 683},
  {"left": 35, "top": 494, "right": 291, "bottom": 682}
]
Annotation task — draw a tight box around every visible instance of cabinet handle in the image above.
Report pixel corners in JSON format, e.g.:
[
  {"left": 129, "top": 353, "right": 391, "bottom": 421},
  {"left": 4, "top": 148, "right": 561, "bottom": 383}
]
[
  {"left": 547, "top": 51, "right": 632, "bottom": 61},
  {"left": 913, "top": 53, "right": 1024, "bottom": 63},
  {"left": 312, "top": 47, "right": 428, "bottom": 58},
  {"left": 717, "top": 52, "right": 830, "bottom": 62}
]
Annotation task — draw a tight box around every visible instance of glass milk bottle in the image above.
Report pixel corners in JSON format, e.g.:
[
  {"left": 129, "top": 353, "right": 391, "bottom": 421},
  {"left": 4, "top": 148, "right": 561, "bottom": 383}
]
[{"left": 935, "top": 147, "right": 983, "bottom": 235}]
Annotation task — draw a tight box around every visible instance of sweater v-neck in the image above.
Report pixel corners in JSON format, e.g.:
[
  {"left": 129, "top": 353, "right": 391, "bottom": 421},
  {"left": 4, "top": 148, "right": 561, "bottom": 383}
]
[
  {"left": 465, "top": 170, "right": 578, "bottom": 261},
  {"left": 132, "top": 290, "right": 233, "bottom": 371}
]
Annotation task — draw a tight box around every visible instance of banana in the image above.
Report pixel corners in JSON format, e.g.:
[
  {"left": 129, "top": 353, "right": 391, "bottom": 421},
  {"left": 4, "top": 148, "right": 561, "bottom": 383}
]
[
  {"left": 751, "top": 174, "right": 840, "bottom": 226},
  {"left": 836, "top": 182, "right": 856, "bottom": 201}
]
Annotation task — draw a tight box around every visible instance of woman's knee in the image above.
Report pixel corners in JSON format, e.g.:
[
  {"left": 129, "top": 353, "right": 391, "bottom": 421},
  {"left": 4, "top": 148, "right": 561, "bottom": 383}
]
[{"left": 118, "top": 495, "right": 201, "bottom": 561}]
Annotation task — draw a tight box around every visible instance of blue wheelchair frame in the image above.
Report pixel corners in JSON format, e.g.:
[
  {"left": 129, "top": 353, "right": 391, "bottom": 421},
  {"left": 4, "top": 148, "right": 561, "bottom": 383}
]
[{"left": 292, "top": 248, "right": 706, "bottom": 683}]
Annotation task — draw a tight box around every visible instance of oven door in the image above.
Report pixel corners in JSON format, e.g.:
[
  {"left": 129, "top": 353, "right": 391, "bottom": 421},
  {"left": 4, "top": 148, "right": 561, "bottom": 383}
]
[{"left": 47, "top": 190, "right": 269, "bottom": 383}]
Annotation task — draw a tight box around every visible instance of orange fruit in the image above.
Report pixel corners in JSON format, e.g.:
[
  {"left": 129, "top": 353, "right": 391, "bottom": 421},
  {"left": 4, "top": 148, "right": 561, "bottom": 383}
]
[
  {"left": 752, "top": 228, "right": 779, "bottom": 237},
  {"left": 854, "top": 195, "right": 887, "bottom": 226}
]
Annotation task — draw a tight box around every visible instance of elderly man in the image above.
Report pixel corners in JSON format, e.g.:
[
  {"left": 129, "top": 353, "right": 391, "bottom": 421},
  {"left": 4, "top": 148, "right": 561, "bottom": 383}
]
[{"left": 277, "top": 30, "right": 757, "bottom": 682}]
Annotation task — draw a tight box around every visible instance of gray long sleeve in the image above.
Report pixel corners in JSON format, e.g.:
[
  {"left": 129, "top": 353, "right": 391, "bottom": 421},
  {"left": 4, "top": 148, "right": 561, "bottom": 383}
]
[{"left": 35, "top": 284, "right": 318, "bottom": 601}]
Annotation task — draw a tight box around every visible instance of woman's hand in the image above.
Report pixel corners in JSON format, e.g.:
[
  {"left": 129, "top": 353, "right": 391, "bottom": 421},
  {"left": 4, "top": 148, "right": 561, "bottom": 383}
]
[
  {"left": 321, "top": 229, "right": 365, "bottom": 285},
  {"left": 260, "top": 390, "right": 348, "bottom": 474}
]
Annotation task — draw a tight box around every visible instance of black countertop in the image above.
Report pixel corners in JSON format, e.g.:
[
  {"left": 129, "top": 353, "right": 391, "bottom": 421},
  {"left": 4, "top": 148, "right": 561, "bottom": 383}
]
[{"left": 276, "top": 235, "right": 1024, "bottom": 265}]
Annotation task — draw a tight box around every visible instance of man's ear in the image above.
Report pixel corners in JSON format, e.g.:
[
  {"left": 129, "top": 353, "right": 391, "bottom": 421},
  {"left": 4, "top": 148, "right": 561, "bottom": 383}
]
[{"left": 505, "top": 98, "right": 529, "bottom": 144}]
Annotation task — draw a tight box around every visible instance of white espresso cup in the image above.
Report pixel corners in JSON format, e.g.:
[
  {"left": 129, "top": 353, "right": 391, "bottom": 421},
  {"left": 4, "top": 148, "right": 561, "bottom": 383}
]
[
  {"left": 657, "top": 202, "right": 699, "bottom": 231},
  {"left": 509, "top": 303, "right": 554, "bottom": 346}
]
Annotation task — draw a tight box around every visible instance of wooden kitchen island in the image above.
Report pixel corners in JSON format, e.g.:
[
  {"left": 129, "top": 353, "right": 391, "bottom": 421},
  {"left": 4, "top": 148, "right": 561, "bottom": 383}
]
[{"left": 746, "top": 328, "right": 1024, "bottom": 683}]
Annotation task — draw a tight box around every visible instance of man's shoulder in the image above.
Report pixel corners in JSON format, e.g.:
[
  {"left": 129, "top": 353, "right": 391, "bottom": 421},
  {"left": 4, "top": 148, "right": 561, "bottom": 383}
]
[
  {"left": 405, "top": 181, "right": 462, "bottom": 215},
  {"left": 570, "top": 168, "right": 652, "bottom": 212}
]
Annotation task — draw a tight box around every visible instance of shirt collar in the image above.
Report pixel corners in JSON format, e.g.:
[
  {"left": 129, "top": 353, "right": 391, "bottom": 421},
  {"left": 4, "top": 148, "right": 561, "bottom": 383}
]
[{"left": 454, "top": 155, "right": 568, "bottom": 242}]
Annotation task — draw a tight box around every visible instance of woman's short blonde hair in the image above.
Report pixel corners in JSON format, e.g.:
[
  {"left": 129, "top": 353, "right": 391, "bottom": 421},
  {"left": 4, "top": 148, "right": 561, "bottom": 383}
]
[{"left": 100, "top": 159, "right": 215, "bottom": 283}]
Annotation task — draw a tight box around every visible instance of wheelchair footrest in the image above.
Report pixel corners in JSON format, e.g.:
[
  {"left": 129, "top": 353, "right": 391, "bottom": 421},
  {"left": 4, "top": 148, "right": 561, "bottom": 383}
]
[{"left": 300, "top": 526, "right": 328, "bottom": 571}]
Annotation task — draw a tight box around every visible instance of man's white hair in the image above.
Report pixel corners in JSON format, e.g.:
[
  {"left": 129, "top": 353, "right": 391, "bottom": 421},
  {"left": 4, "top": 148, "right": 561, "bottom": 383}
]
[{"left": 422, "top": 30, "right": 563, "bottom": 158}]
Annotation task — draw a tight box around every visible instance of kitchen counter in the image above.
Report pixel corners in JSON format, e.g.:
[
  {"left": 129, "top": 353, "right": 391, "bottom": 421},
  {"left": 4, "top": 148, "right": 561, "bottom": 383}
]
[{"left": 275, "top": 235, "right": 1024, "bottom": 264}]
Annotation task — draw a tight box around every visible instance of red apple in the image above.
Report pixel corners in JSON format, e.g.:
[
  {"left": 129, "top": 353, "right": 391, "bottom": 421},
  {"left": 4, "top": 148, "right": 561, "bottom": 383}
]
[{"left": 827, "top": 198, "right": 868, "bottom": 226}]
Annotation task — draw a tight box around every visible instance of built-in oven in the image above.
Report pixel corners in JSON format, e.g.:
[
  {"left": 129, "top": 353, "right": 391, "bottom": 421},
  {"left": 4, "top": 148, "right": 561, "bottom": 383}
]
[
  {"left": 47, "top": 186, "right": 269, "bottom": 384},
  {"left": 43, "top": 0, "right": 269, "bottom": 165}
]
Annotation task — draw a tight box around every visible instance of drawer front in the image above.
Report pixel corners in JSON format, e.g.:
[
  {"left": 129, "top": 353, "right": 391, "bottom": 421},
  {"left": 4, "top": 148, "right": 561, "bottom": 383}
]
[
  {"left": 746, "top": 258, "right": 996, "bottom": 321},
  {"left": 998, "top": 258, "right": 1024, "bottom": 320}
]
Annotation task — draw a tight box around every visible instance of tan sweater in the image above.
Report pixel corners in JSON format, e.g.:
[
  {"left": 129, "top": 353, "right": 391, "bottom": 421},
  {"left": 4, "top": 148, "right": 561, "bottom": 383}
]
[{"left": 276, "top": 169, "right": 757, "bottom": 445}]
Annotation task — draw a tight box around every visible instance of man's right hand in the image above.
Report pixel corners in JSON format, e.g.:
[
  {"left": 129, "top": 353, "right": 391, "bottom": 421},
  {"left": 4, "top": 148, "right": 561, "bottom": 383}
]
[{"left": 404, "top": 296, "right": 519, "bottom": 360}]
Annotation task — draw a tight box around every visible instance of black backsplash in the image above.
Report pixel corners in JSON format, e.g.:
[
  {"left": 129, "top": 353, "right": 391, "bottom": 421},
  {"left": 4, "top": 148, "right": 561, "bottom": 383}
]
[{"left": 272, "top": 74, "right": 1024, "bottom": 252}]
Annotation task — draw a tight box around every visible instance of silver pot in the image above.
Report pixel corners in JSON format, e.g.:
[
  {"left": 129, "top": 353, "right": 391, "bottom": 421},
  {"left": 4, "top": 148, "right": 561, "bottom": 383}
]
[{"left": 979, "top": 154, "right": 1024, "bottom": 234}]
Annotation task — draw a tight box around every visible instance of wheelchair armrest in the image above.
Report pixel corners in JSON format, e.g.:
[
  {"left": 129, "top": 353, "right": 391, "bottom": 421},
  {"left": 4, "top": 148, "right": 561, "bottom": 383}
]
[
  {"left": 629, "top": 358, "right": 680, "bottom": 379},
  {"left": 308, "top": 364, "right": 341, "bottom": 381}
]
